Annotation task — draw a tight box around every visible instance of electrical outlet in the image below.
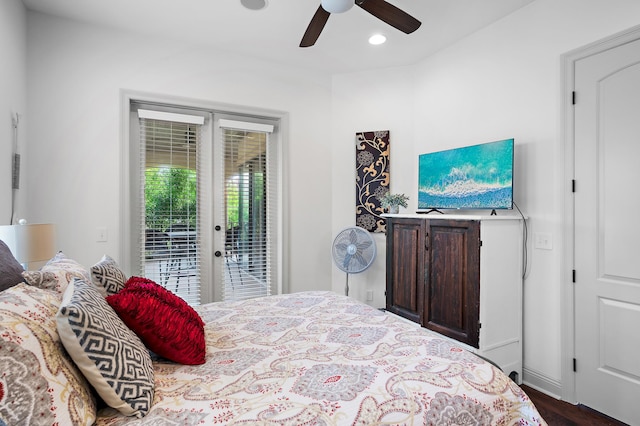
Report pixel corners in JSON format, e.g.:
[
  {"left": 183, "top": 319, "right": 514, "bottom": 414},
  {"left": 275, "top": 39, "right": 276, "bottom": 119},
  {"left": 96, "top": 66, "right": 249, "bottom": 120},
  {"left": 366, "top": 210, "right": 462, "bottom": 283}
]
[
  {"left": 366, "top": 290, "right": 373, "bottom": 301},
  {"left": 96, "top": 227, "right": 108, "bottom": 242},
  {"left": 534, "top": 232, "right": 553, "bottom": 250}
]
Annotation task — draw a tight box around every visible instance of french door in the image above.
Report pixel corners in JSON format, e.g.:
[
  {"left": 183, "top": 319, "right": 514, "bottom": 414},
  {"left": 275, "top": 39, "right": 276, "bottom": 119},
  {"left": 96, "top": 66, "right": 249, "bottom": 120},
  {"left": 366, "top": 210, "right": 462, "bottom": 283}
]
[
  {"left": 214, "top": 116, "right": 277, "bottom": 302},
  {"left": 135, "top": 107, "right": 205, "bottom": 306},
  {"left": 130, "top": 102, "right": 280, "bottom": 305}
]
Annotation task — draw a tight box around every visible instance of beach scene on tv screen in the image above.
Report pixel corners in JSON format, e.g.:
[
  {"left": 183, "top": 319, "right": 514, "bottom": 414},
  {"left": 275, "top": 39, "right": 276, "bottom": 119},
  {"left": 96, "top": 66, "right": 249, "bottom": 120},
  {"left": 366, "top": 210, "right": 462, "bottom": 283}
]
[{"left": 418, "top": 139, "right": 513, "bottom": 210}]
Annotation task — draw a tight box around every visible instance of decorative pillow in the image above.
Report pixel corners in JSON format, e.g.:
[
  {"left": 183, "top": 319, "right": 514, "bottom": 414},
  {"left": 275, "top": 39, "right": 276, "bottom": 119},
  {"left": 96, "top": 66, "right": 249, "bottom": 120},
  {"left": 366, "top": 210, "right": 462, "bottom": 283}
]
[
  {"left": 57, "top": 278, "right": 154, "bottom": 418},
  {"left": 21, "top": 270, "right": 60, "bottom": 291},
  {"left": 107, "top": 277, "right": 206, "bottom": 365},
  {"left": 22, "top": 251, "right": 95, "bottom": 295},
  {"left": 0, "top": 283, "right": 96, "bottom": 425},
  {"left": 0, "top": 239, "right": 24, "bottom": 291},
  {"left": 91, "top": 254, "right": 127, "bottom": 296}
]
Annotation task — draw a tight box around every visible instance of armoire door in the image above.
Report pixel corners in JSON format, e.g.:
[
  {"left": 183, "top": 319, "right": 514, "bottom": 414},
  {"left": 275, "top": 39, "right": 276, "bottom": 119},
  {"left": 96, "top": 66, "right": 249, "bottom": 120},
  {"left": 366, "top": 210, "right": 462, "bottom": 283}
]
[
  {"left": 424, "top": 219, "right": 480, "bottom": 348},
  {"left": 385, "top": 217, "right": 425, "bottom": 324}
]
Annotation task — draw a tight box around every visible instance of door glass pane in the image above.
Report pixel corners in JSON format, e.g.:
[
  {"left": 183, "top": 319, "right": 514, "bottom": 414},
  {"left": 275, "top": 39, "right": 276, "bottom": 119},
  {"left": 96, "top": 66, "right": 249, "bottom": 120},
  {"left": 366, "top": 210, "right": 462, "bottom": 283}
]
[
  {"left": 223, "top": 128, "right": 270, "bottom": 301},
  {"left": 140, "top": 118, "right": 201, "bottom": 305}
]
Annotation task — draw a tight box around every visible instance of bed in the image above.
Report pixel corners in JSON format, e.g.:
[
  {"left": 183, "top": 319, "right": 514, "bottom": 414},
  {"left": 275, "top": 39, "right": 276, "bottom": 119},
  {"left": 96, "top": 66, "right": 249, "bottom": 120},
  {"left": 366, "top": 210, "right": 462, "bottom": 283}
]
[{"left": 0, "top": 247, "right": 546, "bottom": 425}]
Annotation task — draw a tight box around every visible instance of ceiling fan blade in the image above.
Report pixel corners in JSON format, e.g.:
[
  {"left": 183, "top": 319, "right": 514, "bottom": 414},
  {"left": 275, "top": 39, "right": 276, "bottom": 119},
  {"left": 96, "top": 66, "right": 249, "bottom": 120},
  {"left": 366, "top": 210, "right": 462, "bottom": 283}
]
[
  {"left": 300, "top": 6, "right": 331, "bottom": 47},
  {"left": 356, "top": 0, "right": 421, "bottom": 34}
]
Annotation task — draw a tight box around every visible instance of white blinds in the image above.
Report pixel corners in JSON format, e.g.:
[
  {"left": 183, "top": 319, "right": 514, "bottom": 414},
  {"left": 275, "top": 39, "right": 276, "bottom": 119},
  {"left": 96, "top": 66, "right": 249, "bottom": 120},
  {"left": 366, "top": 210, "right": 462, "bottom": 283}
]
[
  {"left": 138, "top": 109, "right": 205, "bottom": 125},
  {"left": 219, "top": 118, "right": 274, "bottom": 133},
  {"left": 139, "top": 112, "right": 203, "bottom": 305},
  {"left": 220, "top": 120, "right": 277, "bottom": 301}
]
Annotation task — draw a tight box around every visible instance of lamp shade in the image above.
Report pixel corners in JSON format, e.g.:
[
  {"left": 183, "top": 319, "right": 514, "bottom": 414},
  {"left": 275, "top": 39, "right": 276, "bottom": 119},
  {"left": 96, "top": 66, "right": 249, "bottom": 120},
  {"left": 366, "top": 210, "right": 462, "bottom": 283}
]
[
  {"left": 0, "top": 224, "right": 56, "bottom": 266},
  {"left": 321, "top": 0, "right": 353, "bottom": 13}
]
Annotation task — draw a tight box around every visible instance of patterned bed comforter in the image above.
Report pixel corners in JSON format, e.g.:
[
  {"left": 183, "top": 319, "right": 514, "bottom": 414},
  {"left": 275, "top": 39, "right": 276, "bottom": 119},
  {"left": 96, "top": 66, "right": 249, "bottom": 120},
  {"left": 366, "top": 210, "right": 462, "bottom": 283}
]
[{"left": 96, "top": 291, "right": 546, "bottom": 425}]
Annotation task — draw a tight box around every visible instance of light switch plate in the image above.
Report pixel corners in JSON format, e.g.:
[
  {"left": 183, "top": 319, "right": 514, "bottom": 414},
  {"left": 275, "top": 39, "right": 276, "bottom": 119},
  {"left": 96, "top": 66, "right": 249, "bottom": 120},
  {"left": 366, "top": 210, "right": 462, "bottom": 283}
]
[
  {"left": 534, "top": 232, "right": 552, "bottom": 250},
  {"left": 96, "top": 227, "right": 107, "bottom": 242}
]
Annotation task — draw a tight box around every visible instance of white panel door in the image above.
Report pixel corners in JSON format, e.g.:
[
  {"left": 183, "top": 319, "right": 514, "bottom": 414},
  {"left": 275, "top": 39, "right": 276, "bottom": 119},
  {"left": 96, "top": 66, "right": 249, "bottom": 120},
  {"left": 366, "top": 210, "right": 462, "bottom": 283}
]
[{"left": 574, "top": 37, "right": 640, "bottom": 425}]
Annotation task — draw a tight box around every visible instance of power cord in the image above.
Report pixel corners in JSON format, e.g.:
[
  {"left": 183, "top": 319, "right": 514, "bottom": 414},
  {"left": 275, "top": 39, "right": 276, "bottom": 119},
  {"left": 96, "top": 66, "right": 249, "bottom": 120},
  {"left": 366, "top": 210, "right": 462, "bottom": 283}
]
[
  {"left": 10, "top": 113, "right": 20, "bottom": 225},
  {"left": 512, "top": 200, "right": 528, "bottom": 280}
]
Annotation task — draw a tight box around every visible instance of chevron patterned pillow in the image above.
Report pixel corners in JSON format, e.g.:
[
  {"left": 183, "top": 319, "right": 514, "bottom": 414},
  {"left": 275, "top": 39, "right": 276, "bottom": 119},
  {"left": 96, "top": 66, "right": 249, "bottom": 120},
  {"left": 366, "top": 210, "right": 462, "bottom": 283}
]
[
  {"left": 91, "top": 254, "right": 127, "bottom": 296},
  {"left": 56, "top": 278, "right": 154, "bottom": 418}
]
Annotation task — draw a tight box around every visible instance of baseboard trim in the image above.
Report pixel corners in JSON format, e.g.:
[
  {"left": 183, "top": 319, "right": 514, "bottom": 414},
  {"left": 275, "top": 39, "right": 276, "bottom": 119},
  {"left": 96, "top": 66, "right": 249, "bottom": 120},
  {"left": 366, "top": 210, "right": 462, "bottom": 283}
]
[{"left": 522, "top": 367, "right": 562, "bottom": 399}]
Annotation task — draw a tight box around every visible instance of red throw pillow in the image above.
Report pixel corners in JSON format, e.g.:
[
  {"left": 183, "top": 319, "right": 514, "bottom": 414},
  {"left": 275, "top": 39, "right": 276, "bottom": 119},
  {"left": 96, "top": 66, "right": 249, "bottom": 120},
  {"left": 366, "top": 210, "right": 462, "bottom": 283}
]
[{"left": 107, "top": 277, "right": 206, "bottom": 365}]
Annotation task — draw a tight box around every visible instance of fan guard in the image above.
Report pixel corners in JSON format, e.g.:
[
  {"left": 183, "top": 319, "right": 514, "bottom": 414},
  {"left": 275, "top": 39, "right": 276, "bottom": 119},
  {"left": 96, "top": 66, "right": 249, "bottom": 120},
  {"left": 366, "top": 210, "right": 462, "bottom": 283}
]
[{"left": 331, "top": 226, "right": 376, "bottom": 296}]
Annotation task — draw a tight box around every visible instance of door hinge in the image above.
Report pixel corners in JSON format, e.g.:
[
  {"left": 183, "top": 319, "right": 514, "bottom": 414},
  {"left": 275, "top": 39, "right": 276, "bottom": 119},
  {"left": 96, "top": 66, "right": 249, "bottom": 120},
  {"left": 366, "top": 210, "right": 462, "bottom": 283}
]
[
  {"left": 572, "top": 269, "right": 576, "bottom": 283},
  {"left": 572, "top": 179, "right": 576, "bottom": 193},
  {"left": 572, "top": 91, "right": 576, "bottom": 105},
  {"left": 573, "top": 358, "right": 577, "bottom": 372},
  {"left": 479, "top": 239, "right": 483, "bottom": 248}
]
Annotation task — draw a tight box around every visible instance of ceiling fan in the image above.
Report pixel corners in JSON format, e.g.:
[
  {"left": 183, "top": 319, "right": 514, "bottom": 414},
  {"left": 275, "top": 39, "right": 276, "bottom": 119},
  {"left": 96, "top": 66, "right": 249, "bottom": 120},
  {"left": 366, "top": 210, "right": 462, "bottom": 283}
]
[{"left": 300, "top": 0, "right": 421, "bottom": 47}]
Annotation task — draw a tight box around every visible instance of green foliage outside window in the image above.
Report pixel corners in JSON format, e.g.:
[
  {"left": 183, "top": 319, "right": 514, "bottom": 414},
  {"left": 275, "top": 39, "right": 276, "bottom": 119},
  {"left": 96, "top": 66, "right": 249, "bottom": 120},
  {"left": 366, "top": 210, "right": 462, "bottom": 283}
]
[
  {"left": 226, "top": 171, "right": 265, "bottom": 236},
  {"left": 144, "top": 166, "right": 265, "bottom": 239},
  {"left": 145, "top": 167, "right": 197, "bottom": 231}
]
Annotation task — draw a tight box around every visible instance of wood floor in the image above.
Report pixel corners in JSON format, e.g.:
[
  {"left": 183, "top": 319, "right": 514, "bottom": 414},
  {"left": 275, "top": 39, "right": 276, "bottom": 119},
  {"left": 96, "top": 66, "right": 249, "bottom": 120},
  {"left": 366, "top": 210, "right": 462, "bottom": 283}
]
[{"left": 521, "top": 385, "right": 629, "bottom": 426}]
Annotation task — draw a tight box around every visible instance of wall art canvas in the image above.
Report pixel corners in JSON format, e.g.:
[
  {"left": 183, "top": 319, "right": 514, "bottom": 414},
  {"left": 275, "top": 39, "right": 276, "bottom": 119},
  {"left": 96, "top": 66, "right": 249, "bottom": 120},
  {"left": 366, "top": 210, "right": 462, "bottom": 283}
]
[{"left": 355, "top": 130, "right": 389, "bottom": 233}]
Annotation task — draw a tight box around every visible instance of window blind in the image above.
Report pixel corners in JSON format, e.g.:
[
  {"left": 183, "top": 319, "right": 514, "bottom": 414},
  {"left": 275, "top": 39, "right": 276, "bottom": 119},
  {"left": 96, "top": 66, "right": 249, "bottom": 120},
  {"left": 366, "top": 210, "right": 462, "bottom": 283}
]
[
  {"left": 139, "top": 112, "right": 203, "bottom": 305},
  {"left": 219, "top": 120, "right": 277, "bottom": 301}
]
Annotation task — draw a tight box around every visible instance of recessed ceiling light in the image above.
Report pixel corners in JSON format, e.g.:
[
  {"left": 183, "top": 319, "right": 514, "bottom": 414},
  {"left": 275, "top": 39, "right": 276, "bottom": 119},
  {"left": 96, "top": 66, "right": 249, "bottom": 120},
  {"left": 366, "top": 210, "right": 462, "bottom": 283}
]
[
  {"left": 241, "top": 0, "right": 267, "bottom": 11},
  {"left": 369, "top": 34, "right": 387, "bottom": 45}
]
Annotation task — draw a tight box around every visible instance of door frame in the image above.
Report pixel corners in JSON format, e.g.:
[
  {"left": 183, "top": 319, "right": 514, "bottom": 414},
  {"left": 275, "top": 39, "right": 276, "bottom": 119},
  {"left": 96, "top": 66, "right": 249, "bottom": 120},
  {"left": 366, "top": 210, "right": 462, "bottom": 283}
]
[
  {"left": 119, "top": 90, "right": 289, "bottom": 304},
  {"left": 561, "top": 23, "right": 640, "bottom": 404}
]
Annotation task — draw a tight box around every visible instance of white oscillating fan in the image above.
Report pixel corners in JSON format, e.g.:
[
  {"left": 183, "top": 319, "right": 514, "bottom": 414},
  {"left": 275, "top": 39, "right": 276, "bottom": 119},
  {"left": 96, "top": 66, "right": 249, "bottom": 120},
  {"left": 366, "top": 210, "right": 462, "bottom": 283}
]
[{"left": 331, "top": 226, "right": 376, "bottom": 296}]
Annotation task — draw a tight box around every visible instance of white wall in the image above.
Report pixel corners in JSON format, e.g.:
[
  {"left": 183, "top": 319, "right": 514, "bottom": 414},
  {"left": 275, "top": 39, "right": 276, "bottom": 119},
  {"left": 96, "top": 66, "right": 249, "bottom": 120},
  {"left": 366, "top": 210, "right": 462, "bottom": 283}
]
[
  {"left": 331, "top": 0, "right": 640, "bottom": 396},
  {"left": 0, "top": 0, "right": 27, "bottom": 225},
  {"left": 330, "top": 66, "right": 415, "bottom": 306},
  {"left": 25, "top": 12, "right": 334, "bottom": 295}
]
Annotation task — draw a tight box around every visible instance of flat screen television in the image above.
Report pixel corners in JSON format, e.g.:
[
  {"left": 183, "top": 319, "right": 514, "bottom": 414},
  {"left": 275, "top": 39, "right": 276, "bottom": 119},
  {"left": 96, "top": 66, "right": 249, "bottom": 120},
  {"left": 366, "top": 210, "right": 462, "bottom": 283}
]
[{"left": 417, "top": 138, "right": 514, "bottom": 212}]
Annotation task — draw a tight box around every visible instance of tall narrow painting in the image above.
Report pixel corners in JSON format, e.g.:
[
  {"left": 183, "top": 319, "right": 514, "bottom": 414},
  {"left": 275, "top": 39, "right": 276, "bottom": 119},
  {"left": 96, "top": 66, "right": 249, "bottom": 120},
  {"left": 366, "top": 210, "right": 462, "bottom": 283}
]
[{"left": 355, "top": 130, "right": 389, "bottom": 233}]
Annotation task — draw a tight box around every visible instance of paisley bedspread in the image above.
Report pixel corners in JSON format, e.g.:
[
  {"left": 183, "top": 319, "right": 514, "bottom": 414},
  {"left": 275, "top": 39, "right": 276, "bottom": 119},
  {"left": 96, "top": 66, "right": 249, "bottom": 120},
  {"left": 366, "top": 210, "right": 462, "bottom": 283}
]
[{"left": 95, "top": 291, "right": 546, "bottom": 425}]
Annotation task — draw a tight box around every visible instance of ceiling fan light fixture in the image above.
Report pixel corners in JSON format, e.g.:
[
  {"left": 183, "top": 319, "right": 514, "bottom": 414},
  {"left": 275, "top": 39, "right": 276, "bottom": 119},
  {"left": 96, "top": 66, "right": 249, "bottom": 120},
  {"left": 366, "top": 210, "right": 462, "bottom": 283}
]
[
  {"left": 321, "top": 0, "right": 353, "bottom": 14},
  {"left": 369, "top": 34, "right": 386, "bottom": 45},
  {"left": 240, "top": 0, "right": 267, "bottom": 11}
]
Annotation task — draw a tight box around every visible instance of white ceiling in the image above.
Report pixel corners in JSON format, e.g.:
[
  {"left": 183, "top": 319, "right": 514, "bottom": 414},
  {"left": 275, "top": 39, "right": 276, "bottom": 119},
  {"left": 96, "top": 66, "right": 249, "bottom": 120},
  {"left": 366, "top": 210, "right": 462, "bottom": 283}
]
[{"left": 22, "top": 0, "right": 535, "bottom": 74}]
